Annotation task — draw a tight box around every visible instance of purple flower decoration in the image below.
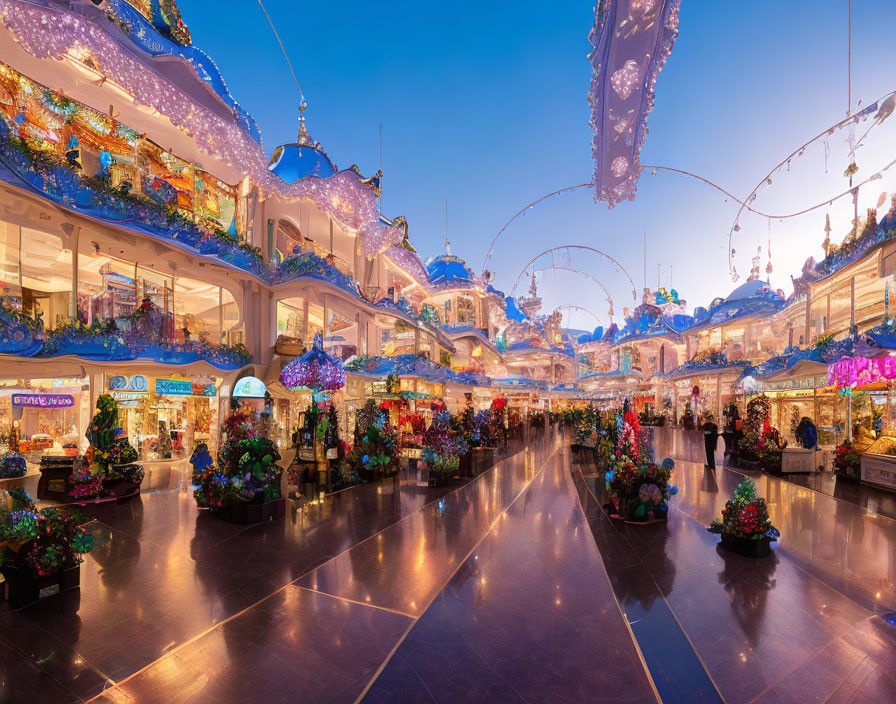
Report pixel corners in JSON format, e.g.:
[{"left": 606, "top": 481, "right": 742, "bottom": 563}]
[{"left": 280, "top": 333, "right": 346, "bottom": 391}]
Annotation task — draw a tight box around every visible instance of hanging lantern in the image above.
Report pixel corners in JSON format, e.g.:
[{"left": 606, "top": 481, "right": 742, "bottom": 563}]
[{"left": 280, "top": 333, "right": 346, "bottom": 391}]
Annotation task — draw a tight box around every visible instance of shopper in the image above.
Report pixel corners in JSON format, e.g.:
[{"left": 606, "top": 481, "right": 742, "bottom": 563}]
[{"left": 703, "top": 412, "right": 719, "bottom": 469}]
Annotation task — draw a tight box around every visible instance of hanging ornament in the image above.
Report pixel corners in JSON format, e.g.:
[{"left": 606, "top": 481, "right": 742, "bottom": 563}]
[{"left": 280, "top": 333, "right": 346, "bottom": 391}]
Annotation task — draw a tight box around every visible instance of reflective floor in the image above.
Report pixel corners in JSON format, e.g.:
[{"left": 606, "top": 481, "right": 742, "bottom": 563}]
[
  {"left": 1, "top": 428, "right": 894, "bottom": 703},
  {"left": 578, "top": 428, "right": 896, "bottom": 704}
]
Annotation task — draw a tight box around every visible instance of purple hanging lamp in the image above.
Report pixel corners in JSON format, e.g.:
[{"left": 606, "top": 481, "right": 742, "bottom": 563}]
[{"left": 280, "top": 333, "right": 346, "bottom": 391}]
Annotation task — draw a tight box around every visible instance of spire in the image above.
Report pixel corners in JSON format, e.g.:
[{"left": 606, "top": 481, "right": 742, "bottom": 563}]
[
  {"left": 444, "top": 198, "right": 450, "bottom": 254},
  {"left": 529, "top": 272, "right": 538, "bottom": 298},
  {"left": 296, "top": 99, "right": 312, "bottom": 145},
  {"left": 822, "top": 213, "right": 832, "bottom": 256}
]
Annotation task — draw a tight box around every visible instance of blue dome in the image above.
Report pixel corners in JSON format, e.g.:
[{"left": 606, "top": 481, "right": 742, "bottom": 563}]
[
  {"left": 268, "top": 143, "right": 337, "bottom": 183},
  {"left": 426, "top": 255, "right": 475, "bottom": 286}
]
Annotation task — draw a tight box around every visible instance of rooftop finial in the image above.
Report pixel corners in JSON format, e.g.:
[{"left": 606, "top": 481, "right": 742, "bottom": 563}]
[
  {"left": 444, "top": 198, "right": 450, "bottom": 254},
  {"left": 297, "top": 99, "right": 312, "bottom": 145}
]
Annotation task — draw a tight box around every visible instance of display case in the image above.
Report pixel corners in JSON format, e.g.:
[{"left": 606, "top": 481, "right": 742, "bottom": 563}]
[{"left": 860, "top": 432, "right": 896, "bottom": 490}]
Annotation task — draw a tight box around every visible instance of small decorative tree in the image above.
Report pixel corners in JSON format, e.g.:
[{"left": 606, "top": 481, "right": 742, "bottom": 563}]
[
  {"left": 192, "top": 408, "right": 284, "bottom": 521},
  {"left": 422, "top": 410, "right": 468, "bottom": 485},
  {"left": 348, "top": 400, "right": 399, "bottom": 480},
  {"left": 70, "top": 394, "right": 143, "bottom": 499},
  {"left": 709, "top": 478, "right": 779, "bottom": 558}
]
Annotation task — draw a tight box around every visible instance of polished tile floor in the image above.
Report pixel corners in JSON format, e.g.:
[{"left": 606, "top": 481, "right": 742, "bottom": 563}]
[{"left": 1, "top": 428, "right": 894, "bottom": 703}]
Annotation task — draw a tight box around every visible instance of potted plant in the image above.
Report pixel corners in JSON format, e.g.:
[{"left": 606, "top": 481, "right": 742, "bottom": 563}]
[
  {"left": 833, "top": 440, "right": 861, "bottom": 481},
  {"left": 422, "top": 409, "right": 468, "bottom": 487},
  {"left": 0, "top": 488, "right": 94, "bottom": 606},
  {"left": 191, "top": 409, "right": 285, "bottom": 524},
  {"left": 709, "top": 478, "right": 779, "bottom": 558},
  {"left": 601, "top": 408, "right": 678, "bottom": 522},
  {"left": 70, "top": 394, "right": 144, "bottom": 501},
  {"left": 348, "top": 401, "right": 399, "bottom": 481}
]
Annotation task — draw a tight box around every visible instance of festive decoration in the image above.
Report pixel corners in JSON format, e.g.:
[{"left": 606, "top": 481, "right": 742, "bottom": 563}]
[
  {"left": 737, "top": 395, "right": 786, "bottom": 471},
  {"left": 74, "top": 394, "right": 143, "bottom": 498},
  {"left": 422, "top": 409, "right": 469, "bottom": 484},
  {"left": 280, "top": 333, "right": 346, "bottom": 391},
  {"left": 599, "top": 406, "right": 677, "bottom": 521},
  {"left": 828, "top": 355, "right": 896, "bottom": 388},
  {"left": 348, "top": 400, "right": 399, "bottom": 480},
  {"left": 0, "top": 488, "right": 93, "bottom": 578},
  {"left": 0, "top": 450, "right": 26, "bottom": 479},
  {"left": 588, "top": 0, "right": 681, "bottom": 206},
  {"left": 192, "top": 409, "right": 283, "bottom": 512},
  {"left": 709, "top": 479, "right": 779, "bottom": 558}
]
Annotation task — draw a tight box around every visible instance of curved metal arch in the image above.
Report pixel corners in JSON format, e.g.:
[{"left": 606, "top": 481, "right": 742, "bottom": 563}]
[
  {"left": 511, "top": 265, "right": 614, "bottom": 321},
  {"left": 513, "top": 246, "right": 637, "bottom": 303},
  {"left": 480, "top": 167, "right": 780, "bottom": 277},
  {"left": 481, "top": 184, "right": 592, "bottom": 273},
  {"left": 555, "top": 304, "right": 602, "bottom": 326},
  {"left": 725, "top": 89, "right": 896, "bottom": 280},
  {"left": 510, "top": 265, "right": 610, "bottom": 302}
]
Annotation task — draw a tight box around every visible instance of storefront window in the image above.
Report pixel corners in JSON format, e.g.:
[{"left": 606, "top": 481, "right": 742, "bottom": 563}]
[
  {"left": 457, "top": 296, "right": 476, "bottom": 326},
  {"left": 0, "top": 222, "right": 72, "bottom": 329},
  {"left": 0, "top": 377, "right": 89, "bottom": 465},
  {"left": 277, "top": 296, "right": 306, "bottom": 339},
  {"left": 308, "top": 302, "right": 324, "bottom": 339},
  {"left": 325, "top": 308, "right": 358, "bottom": 360},
  {"left": 107, "top": 373, "right": 220, "bottom": 461}
]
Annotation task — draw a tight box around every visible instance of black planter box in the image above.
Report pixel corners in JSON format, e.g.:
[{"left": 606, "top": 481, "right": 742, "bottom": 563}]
[
  {"left": 101, "top": 477, "right": 141, "bottom": 500},
  {"left": 2, "top": 565, "right": 80, "bottom": 607},
  {"left": 37, "top": 465, "right": 74, "bottom": 501},
  {"left": 212, "top": 498, "right": 285, "bottom": 524},
  {"left": 459, "top": 451, "right": 472, "bottom": 477},
  {"left": 719, "top": 534, "right": 773, "bottom": 558},
  {"left": 428, "top": 473, "right": 455, "bottom": 488}
]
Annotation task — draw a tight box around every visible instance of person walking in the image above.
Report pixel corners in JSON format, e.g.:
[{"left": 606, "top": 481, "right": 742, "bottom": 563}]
[{"left": 702, "top": 412, "right": 719, "bottom": 469}]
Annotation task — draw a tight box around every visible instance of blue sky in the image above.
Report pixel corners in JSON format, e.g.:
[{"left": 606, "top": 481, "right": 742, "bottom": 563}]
[{"left": 180, "top": 1, "right": 896, "bottom": 330}]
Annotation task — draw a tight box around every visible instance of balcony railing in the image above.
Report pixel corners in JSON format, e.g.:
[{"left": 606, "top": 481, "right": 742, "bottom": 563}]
[{"left": 0, "top": 299, "right": 251, "bottom": 369}]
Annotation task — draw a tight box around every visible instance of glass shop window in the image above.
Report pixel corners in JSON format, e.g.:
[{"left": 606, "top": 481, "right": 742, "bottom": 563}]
[
  {"left": 0, "top": 377, "right": 90, "bottom": 465},
  {"left": 0, "top": 223, "right": 73, "bottom": 330},
  {"left": 850, "top": 255, "right": 885, "bottom": 327},
  {"left": 325, "top": 308, "right": 357, "bottom": 360},
  {"left": 457, "top": 297, "right": 476, "bottom": 326},
  {"left": 77, "top": 245, "right": 175, "bottom": 326},
  {"left": 308, "top": 303, "right": 324, "bottom": 340},
  {"left": 277, "top": 297, "right": 306, "bottom": 339},
  {"left": 111, "top": 374, "right": 221, "bottom": 462},
  {"left": 175, "top": 279, "right": 237, "bottom": 345}
]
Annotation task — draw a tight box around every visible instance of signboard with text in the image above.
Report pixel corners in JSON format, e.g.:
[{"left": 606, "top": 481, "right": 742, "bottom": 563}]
[{"left": 11, "top": 393, "right": 75, "bottom": 408}]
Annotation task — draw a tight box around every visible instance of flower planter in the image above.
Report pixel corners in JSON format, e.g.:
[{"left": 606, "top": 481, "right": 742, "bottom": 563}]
[
  {"left": 428, "top": 472, "right": 455, "bottom": 488},
  {"left": 459, "top": 451, "right": 472, "bottom": 478},
  {"left": 212, "top": 498, "right": 285, "bottom": 525},
  {"left": 2, "top": 564, "right": 80, "bottom": 607},
  {"left": 37, "top": 463, "right": 74, "bottom": 501},
  {"left": 101, "top": 476, "right": 141, "bottom": 500},
  {"left": 719, "top": 534, "right": 773, "bottom": 559}
]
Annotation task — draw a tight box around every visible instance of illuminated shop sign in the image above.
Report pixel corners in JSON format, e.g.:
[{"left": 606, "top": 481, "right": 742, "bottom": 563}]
[
  {"left": 154, "top": 379, "right": 217, "bottom": 397},
  {"left": 232, "top": 376, "right": 267, "bottom": 398},
  {"left": 110, "top": 391, "right": 145, "bottom": 402},
  {"left": 155, "top": 379, "right": 193, "bottom": 395},
  {"left": 109, "top": 375, "right": 148, "bottom": 392},
  {"left": 11, "top": 393, "right": 75, "bottom": 408}
]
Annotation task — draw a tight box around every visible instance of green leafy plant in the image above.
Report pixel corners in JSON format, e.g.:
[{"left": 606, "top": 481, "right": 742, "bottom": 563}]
[{"left": 0, "top": 489, "right": 94, "bottom": 577}]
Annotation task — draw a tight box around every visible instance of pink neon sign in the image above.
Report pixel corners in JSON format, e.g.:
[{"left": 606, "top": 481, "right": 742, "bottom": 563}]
[{"left": 827, "top": 356, "right": 896, "bottom": 388}]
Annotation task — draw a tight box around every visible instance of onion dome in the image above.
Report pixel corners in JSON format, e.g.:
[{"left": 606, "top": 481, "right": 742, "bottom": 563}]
[
  {"left": 425, "top": 254, "right": 476, "bottom": 286},
  {"left": 268, "top": 102, "right": 337, "bottom": 183},
  {"left": 724, "top": 279, "right": 782, "bottom": 303}
]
